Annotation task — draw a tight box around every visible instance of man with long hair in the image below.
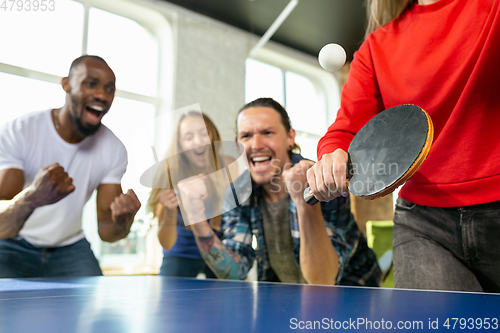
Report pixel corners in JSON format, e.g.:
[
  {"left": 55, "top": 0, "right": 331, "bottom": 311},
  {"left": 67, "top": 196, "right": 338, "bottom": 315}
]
[{"left": 176, "top": 98, "right": 380, "bottom": 286}]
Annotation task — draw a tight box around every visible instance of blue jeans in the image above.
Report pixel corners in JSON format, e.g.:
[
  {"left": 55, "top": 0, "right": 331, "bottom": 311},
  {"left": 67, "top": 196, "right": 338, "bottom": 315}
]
[
  {"left": 0, "top": 237, "right": 102, "bottom": 278},
  {"left": 393, "top": 198, "right": 500, "bottom": 292},
  {"left": 159, "top": 254, "right": 217, "bottom": 278}
]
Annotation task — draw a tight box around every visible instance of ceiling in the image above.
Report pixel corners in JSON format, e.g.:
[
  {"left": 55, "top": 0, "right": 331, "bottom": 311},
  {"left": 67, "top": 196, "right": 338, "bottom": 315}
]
[{"left": 162, "top": 0, "right": 368, "bottom": 62}]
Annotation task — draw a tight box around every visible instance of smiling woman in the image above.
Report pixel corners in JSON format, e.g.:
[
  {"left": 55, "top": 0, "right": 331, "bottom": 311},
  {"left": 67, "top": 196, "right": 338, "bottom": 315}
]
[{"left": 146, "top": 111, "right": 233, "bottom": 278}]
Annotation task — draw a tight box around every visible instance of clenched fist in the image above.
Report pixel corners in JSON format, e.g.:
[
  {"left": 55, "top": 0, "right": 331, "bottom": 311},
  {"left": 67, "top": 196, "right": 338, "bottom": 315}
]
[
  {"left": 158, "top": 189, "right": 179, "bottom": 211},
  {"left": 25, "top": 163, "right": 75, "bottom": 208},
  {"left": 306, "top": 149, "right": 349, "bottom": 202},
  {"left": 176, "top": 174, "right": 207, "bottom": 224},
  {"left": 282, "top": 160, "right": 315, "bottom": 204},
  {"left": 110, "top": 189, "right": 141, "bottom": 226}
]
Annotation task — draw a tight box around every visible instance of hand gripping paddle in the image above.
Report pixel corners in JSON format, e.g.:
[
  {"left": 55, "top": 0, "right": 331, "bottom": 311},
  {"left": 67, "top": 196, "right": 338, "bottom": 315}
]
[{"left": 304, "top": 104, "right": 434, "bottom": 205}]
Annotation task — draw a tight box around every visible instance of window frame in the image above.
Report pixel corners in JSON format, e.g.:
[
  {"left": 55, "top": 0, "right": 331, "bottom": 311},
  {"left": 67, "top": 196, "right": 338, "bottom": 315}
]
[{"left": 247, "top": 46, "right": 342, "bottom": 160}]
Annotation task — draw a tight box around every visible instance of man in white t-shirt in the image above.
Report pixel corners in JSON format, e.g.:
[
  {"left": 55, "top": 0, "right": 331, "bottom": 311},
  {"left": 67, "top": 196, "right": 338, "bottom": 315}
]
[{"left": 0, "top": 55, "right": 141, "bottom": 278}]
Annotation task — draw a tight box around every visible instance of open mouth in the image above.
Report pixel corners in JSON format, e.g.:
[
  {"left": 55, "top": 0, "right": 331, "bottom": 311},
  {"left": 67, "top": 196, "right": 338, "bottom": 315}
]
[
  {"left": 85, "top": 105, "right": 106, "bottom": 125},
  {"left": 193, "top": 147, "right": 207, "bottom": 157},
  {"left": 250, "top": 155, "right": 272, "bottom": 171}
]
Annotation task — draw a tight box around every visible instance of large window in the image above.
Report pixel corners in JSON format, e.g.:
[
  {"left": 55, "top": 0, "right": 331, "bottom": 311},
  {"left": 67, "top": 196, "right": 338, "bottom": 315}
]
[
  {"left": 245, "top": 51, "right": 341, "bottom": 161},
  {"left": 0, "top": 0, "right": 171, "bottom": 274}
]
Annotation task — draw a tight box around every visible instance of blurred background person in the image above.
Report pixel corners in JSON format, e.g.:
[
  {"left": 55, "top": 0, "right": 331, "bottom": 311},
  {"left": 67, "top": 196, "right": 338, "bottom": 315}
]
[{"left": 147, "top": 111, "right": 234, "bottom": 278}]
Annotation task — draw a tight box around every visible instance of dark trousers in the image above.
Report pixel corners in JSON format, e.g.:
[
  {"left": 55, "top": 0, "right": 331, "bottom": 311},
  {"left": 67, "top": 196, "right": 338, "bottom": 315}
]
[
  {"left": 0, "top": 237, "right": 102, "bottom": 278},
  {"left": 393, "top": 197, "right": 500, "bottom": 292},
  {"left": 159, "top": 254, "right": 217, "bottom": 278}
]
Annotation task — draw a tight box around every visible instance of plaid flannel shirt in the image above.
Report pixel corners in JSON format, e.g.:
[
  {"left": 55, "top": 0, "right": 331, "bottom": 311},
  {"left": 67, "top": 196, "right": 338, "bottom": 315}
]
[{"left": 221, "top": 153, "right": 380, "bottom": 286}]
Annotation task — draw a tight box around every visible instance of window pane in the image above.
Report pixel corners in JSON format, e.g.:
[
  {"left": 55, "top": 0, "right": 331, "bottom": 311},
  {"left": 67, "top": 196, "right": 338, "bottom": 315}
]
[
  {"left": 245, "top": 59, "right": 284, "bottom": 105},
  {"left": 82, "top": 98, "right": 155, "bottom": 267},
  {"left": 285, "top": 72, "right": 327, "bottom": 136},
  {"left": 87, "top": 8, "right": 159, "bottom": 97},
  {"left": 0, "top": 73, "right": 65, "bottom": 125},
  {"left": 0, "top": 0, "right": 84, "bottom": 76},
  {"left": 294, "top": 132, "right": 320, "bottom": 162},
  {"left": 102, "top": 97, "right": 156, "bottom": 219}
]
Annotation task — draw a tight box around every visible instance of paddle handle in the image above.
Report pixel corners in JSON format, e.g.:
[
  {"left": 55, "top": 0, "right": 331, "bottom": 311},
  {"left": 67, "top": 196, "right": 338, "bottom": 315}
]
[
  {"left": 303, "top": 155, "right": 352, "bottom": 206},
  {"left": 303, "top": 187, "right": 320, "bottom": 205}
]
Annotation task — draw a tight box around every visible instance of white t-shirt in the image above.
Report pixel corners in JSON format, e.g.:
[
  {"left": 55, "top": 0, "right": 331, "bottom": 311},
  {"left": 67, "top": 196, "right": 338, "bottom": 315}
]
[{"left": 0, "top": 109, "right": 127, "bottom": 247}]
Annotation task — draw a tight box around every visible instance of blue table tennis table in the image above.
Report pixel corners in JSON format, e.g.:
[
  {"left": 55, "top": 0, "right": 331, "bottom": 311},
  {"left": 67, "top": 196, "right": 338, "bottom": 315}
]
[{"left": 0, "top": 276, "right": 498, "bottom": 332}]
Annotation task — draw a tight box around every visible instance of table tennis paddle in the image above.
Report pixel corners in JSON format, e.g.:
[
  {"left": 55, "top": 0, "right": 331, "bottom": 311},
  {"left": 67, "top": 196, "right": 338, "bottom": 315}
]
[{"left": 304, "top": 104, "right": 434, "bottom": 205}]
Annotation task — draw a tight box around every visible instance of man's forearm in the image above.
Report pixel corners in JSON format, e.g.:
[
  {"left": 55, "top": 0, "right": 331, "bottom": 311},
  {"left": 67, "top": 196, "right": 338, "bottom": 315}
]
[
  {"left": 0, "top": 191, "right": 36, "bottom": 238},
  {"left": 98, "top": 216, "right": 133, "bottom": 242},
  {"left": 296, "top": 203, "right": 339, "bottom": 285},
  {"left": 191, "top": 222, "right": 248, "bottom": 280}
]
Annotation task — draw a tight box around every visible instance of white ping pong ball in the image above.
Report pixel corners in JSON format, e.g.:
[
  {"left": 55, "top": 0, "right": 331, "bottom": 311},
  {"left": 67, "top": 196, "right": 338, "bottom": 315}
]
[{"left": 318, "top": 43, "right": 346, "bottom": 72}]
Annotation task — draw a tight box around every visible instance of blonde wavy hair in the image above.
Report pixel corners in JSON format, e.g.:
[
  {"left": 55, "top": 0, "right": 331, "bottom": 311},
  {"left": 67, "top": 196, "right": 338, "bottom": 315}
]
[
  {"left": 365, "top": 0, "right": 416, "bottom": 37},
  {"left": 146, "top": 112, "right": 225, "bottom": 221}
]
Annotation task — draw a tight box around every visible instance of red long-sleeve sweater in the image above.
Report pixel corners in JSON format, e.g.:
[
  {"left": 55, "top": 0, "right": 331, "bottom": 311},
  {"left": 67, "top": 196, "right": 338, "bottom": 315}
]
[{"left": 318, "top": 0, "right": 500, "bottom": 207}]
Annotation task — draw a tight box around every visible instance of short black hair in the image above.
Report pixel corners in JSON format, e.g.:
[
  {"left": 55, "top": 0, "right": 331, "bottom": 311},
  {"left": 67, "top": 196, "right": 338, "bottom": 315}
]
[{"left": 68, "top": 55, "right": 108, "bottom": 77}]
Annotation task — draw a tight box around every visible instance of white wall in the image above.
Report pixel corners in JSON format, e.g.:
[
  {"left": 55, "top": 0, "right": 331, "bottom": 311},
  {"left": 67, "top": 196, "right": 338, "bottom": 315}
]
[
  {"left": 136, "top": 0, "right": 339, "bottom": 142},
  {"left": 174, "top": 12, "right": 248, "bottom": 140}
]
